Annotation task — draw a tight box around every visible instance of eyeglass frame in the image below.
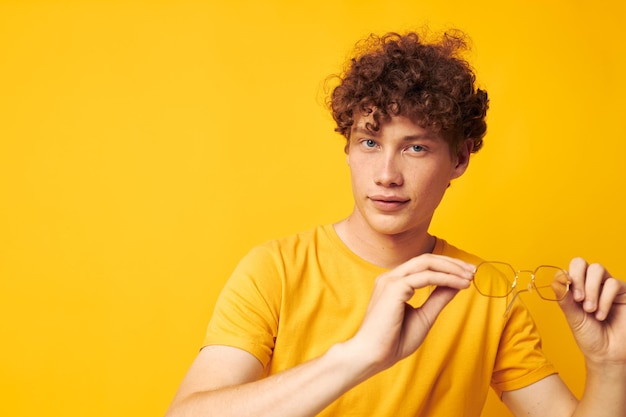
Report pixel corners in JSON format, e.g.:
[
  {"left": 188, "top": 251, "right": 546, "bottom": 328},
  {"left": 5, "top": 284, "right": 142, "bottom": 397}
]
[{"left": 472, "top": 261, "right": 572, "bottom": 314}]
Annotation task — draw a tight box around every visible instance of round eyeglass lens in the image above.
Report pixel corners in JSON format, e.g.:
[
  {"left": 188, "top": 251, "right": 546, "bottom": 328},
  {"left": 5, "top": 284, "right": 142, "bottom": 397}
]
[
  {"left": 533, "top": 266, "right": 569, "bottom": 300},
  {"left": 474, "top": 262, "right": 516, "bottom": 298}
]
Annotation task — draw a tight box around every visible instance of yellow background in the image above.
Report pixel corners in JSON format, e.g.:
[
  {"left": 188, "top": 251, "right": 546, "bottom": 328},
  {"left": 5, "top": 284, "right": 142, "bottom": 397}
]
[{"left": 1, "top": 1, "right": 624, "bottom": 416}]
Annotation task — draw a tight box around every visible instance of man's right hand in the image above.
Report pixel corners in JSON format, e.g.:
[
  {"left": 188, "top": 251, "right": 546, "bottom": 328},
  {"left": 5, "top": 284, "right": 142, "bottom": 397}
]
[{"left": 346, "top": 254, "right": 475, "bottom": 375}]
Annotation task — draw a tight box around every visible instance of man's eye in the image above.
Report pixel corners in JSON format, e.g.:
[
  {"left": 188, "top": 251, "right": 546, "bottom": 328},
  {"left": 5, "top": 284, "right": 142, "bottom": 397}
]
[
  {"left": 402, "top": 144, "right": 427, "bottom": 156},
  {"left": 363, "top": 139, "right": 376, "bottom": 148}
]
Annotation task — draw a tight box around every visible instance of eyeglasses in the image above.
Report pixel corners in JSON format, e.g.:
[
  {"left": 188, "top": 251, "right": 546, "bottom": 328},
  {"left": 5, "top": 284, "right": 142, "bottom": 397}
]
[{"left": 473, "top": 261, "right": 571, "bottom": 313}]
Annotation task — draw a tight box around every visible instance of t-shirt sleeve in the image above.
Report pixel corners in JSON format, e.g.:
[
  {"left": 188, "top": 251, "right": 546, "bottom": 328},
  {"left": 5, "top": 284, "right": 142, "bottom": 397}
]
[
  {"left": 490, "top": 297, "right": 558, "bottom": 396},
  {"left": 202, "top": 244, "right": 282, "bottom": 367}
]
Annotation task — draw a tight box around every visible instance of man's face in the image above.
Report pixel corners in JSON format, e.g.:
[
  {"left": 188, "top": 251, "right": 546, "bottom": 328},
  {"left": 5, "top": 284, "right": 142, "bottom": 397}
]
[{"left": 346, "top": 114, "right": 470, "bottom": 238}]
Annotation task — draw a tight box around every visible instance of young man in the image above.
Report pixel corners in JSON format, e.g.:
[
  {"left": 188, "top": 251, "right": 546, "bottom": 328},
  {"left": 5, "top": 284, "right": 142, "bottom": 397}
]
[{"left": 166, "top": 31, "right": 626, "bottom": 416}]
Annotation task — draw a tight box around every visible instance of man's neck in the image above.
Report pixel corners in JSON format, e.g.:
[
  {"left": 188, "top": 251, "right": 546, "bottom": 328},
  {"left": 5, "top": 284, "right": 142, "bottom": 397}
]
[{"left": 333, "top": 215, "right": 435, "bottom": 270}]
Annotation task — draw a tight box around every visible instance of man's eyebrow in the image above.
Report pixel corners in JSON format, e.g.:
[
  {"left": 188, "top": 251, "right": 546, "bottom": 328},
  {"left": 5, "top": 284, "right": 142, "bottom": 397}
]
[
  {"left": 402, "top": 133, "right": 439, "bottom": 142},
  {"left": 352, "top": 126, "right": 440, "bottom": 141},
  {"left": 352, "top": 126, "right": 377, "bottom": 136}
]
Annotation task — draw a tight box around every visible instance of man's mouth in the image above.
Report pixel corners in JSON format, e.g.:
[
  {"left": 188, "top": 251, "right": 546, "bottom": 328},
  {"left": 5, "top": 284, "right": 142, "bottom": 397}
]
[{"left": 369, "top": 195, "right": 410, "bottom": 211}]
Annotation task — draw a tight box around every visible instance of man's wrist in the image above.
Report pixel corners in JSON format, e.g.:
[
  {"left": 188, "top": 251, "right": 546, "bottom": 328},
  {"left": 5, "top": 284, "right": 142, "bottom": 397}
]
[
  {"left": 326, "top": 339, "right": 381, "bottom": 386},
  {"left": 585, "top": 359, "right": 626, "bottom": 382}
]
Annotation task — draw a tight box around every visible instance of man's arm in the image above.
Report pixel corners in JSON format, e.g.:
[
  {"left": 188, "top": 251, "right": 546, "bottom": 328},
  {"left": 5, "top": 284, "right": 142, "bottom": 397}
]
[
  {"left": 165, "top": 254, "right": 475, "bottom": 417},
  {"left": 165, "top": 342, "right": 373, "bottom": 417},
  {"left": 503, "top": 257, "right": 626, "bottom": 417},
  {"left": 502, "top": 374, "right": 577, "bottom": 416},
  {"left": 502, "top": 345, "right": 626, "bottom": 417}
]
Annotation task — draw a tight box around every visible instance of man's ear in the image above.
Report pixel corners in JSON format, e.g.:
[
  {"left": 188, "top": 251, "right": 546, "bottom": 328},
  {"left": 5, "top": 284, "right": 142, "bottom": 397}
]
[{"left": 451, "top": 139, "right": 474, "bottom": 179}]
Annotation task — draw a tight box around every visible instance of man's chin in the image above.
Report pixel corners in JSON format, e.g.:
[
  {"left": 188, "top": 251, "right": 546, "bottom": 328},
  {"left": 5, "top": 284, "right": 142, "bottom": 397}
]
[{"left": 367, "top": 220, "right": 412, "bottom": 237}]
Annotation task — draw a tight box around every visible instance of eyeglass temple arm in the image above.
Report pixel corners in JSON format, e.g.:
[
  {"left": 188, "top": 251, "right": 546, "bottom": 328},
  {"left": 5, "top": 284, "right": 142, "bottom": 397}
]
[{"left": 504, "top": 285, "right": 532, "bottom": 316}]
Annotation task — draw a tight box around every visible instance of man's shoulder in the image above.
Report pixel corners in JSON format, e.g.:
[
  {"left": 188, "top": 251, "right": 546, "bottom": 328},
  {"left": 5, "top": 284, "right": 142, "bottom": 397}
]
[
  {"left": 247, "top": 224, "right": 335, "bottom": 259},
  {"left": 234, "top": 224, "right": 351, "bottom": 279},
  {"left": 435, "top": 237, "right": 486, "bottom": 265},
  {"left": 257, "top": 224, "right": 330, "bottom": 247}
]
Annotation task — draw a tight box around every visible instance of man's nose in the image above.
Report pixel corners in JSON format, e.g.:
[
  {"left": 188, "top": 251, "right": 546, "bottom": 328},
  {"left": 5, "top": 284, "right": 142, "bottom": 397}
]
[{"left": 374, "top": 152, "right": 404, "bottom": 187}]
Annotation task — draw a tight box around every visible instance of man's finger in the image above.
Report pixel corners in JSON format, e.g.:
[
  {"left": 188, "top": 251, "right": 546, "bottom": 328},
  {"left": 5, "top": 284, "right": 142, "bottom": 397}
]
[{"left": 418, "top": 286, "right": 460, "bottom": 329}]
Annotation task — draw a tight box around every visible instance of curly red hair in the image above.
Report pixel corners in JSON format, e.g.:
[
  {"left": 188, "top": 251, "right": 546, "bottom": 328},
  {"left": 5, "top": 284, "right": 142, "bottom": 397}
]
[{"left": 329, "top": 30, "right": 489, "bottom": 153}]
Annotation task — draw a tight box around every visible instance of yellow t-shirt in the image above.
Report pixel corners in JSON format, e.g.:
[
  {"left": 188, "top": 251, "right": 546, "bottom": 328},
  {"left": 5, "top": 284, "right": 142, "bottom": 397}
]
[{"left": 204, "top": 224, "right": 556, "bottom": 416}]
